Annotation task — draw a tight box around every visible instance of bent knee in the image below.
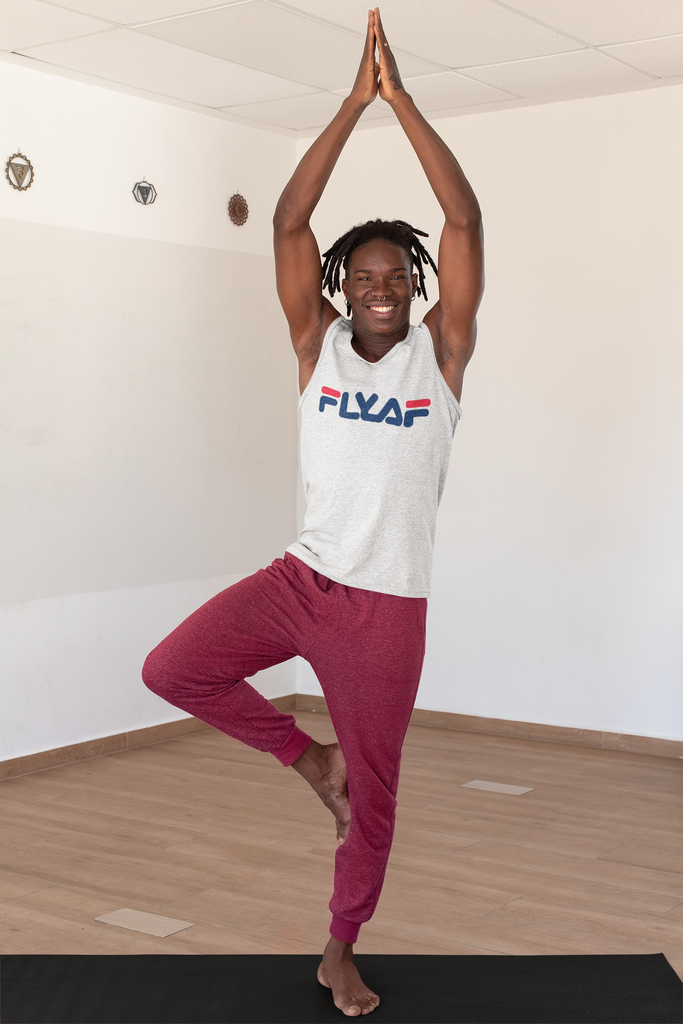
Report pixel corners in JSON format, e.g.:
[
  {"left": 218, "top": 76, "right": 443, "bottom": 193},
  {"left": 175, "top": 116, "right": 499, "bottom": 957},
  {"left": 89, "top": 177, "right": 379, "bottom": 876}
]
[{"left": 141, "top": 646, "right": 172, "bottom": 697}]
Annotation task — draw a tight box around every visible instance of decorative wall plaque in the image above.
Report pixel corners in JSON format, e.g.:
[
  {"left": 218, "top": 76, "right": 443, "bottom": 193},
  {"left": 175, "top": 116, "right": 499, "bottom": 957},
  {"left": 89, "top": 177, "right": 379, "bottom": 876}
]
[
  {"left": 228, "top": 192, "right": 248, "bottom": 226},
  {"left": 132, "top": 179, "right": 157, "bottom": 205},
  {"left": 6, "top": 153, "right": 34, "bottom": 191}
]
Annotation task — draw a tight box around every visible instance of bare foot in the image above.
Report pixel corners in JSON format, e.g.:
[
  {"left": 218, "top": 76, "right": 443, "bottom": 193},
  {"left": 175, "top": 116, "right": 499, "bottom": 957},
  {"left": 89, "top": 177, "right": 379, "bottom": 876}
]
[
  {"left": 292, "top": 739, "right": 351, "bottom": 841},
  {"left": 318, "top": 937, "right": 380, "bottom": 1016}
]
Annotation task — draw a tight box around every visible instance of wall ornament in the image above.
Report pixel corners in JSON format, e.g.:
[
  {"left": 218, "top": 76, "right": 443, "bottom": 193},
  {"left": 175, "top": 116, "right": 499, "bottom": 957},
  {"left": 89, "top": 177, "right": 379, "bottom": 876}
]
[
  {"left": 6, "top": 153, "right": 34, "bottom": 191},
  {"left": 228, "top": 192, "right": 248, "bottom": 226},
  {"left": 132, "top": 179, "right": 157, "bottom": 204}
]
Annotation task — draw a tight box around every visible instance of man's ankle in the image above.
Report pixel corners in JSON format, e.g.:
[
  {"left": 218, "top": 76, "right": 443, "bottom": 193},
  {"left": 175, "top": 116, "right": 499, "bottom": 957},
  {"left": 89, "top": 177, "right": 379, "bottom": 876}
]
[{"left": 325, "top": 936, "right": 353, "bottom": 957}]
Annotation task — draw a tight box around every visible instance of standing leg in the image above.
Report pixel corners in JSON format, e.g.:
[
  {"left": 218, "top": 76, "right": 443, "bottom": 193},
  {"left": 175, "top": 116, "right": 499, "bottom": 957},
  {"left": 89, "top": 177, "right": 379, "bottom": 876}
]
[{"left": 308, "top": 583, "right": 427, "bottom": 1013}]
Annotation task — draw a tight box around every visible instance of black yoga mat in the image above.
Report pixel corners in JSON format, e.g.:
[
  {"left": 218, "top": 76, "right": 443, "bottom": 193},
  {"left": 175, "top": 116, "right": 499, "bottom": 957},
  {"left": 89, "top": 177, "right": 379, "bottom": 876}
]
[{"left": 1, "top": 953, "right": 680, "bottom": 1024}]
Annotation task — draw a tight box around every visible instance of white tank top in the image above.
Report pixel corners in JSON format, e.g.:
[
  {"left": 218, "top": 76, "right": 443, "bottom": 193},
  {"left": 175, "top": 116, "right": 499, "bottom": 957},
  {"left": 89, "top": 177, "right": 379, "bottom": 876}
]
[{"left": 287, "top": 316, "right": 461, "bottom": 598}]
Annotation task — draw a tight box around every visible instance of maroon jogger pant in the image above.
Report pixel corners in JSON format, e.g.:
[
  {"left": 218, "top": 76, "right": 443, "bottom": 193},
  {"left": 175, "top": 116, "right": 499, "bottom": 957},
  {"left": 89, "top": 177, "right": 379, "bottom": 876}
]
[{"left": 142, "top": 552, "right": 427, "bottom": 944}]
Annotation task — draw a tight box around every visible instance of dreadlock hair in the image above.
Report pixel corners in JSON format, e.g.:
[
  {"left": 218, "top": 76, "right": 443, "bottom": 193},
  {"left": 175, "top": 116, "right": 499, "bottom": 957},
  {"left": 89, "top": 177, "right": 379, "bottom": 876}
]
[{"left": 321, "top": 218, "right": 438, "bottom": 317}]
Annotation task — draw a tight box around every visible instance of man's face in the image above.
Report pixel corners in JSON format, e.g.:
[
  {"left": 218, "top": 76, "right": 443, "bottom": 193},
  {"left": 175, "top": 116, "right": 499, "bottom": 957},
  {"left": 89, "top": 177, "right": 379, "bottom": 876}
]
[{"left": 342, "top": 240, "right": 417, "bottom": 333}]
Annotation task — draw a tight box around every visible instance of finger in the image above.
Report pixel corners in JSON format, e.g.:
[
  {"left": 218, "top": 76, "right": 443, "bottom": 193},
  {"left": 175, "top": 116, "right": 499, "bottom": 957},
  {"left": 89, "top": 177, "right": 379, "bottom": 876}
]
[
  {"left": 375, "top": 8, "right": 389, "bottom": 49},
  {"left": 365, "top": 9, "right": 375, "bottom": 49},
  {"left": 372, "top": 23, "right": 381, "bottom": 53},
  {"left": 365, "top": 26, "right": 377, "bottom": 67},
  {"left": 372, "top": 10, "right": 381, "bottom": 46},
  {"left": 372, "top": 15, "right": 384, "bottom": 56}
]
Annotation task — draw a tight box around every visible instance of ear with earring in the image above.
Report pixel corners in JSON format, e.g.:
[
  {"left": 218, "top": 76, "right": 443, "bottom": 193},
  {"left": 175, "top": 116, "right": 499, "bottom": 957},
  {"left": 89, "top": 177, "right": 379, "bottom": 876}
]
[{"left": 346, "top": 301, "right": 352, "bottom": 316}]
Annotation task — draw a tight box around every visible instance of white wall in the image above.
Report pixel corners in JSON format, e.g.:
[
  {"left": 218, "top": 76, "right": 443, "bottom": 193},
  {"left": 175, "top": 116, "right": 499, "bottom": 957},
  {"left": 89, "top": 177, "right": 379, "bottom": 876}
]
[
  {"left": 0, "top": 60, "right": 284, "bottom": 257},
  {"left": 0, "top": 60, "right": 299, "bottom": 760},
  {"left": 296, "top": 85, "right": 683, "bottom": 742}
]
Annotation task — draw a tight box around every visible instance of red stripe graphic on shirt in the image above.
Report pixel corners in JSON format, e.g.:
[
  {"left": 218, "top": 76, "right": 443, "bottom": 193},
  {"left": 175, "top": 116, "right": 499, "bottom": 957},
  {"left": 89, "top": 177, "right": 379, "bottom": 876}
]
[
  {"left": 405, "top": 399, "right": 431, "bottom": 408},
  {"left": 322, "top": 386, "right": 341, "bottom": 398}
]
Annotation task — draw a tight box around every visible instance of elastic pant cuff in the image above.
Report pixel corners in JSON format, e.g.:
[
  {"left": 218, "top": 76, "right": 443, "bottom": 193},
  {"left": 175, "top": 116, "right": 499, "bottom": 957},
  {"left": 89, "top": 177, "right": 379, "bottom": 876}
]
[
  {"left": 273, "top": 725, "right": 312, "bottom": 767},
  {"left": 330, "top": 914, "right": 361, "bottom": 945}
]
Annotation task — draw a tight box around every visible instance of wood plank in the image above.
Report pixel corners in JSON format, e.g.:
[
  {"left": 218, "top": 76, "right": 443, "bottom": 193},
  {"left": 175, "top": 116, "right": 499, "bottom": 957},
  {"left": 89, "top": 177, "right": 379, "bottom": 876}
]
[
  {"left": 447, "top": 840, "right": 683, "bottom": 898},
  {"left": 598, "top": 845, "right": 683, "bottom": 874},
  {"left": 0, "top": 868, "right": 58, "bottom": 902},
  {"left": 165, "top": 887, "right": 329, "bottom": 952},
  {"left": 0, "top": 841, "right": 206, "bottom": 905},
  {"left": 485, "top": 896, "right": 683, "bottom": 957}
]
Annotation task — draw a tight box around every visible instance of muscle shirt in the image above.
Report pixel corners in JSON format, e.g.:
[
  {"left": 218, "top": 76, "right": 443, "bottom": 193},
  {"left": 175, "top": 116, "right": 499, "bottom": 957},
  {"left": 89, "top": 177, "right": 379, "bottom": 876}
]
[{"left": 286, "top": 316, "right": 461, "bottom": 598}]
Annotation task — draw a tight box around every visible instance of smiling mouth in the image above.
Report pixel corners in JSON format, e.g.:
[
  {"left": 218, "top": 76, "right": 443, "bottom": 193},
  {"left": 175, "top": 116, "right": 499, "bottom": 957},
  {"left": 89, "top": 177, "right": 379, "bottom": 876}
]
[{"left": 368, "top": 305, "right": 396, "bottom": 313}]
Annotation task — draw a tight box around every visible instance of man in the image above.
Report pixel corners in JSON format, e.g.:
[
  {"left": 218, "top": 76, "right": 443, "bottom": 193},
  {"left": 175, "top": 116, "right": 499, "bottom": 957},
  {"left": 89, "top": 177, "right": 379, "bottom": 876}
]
[{"left": 143, "top": 8, "right": 483, "bottom": 1016}]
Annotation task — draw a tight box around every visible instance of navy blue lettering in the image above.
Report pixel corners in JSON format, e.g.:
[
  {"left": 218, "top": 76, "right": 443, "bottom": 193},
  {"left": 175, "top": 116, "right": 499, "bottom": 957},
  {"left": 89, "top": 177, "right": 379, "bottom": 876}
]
[
  {"left": 324, "top": 391, "right": 431, "bottom": 427},
  {"left": 339, "top": 392, "right": 359, "bottom": 420},
  {"left": 404, "top": 408, "right": 429, "bottom": 428},
  {"left": 356, "top": 392, "right": 382, "bottom": 420},
  {"left": 379, "top": 398, "right": 403, "bottom": 426}
]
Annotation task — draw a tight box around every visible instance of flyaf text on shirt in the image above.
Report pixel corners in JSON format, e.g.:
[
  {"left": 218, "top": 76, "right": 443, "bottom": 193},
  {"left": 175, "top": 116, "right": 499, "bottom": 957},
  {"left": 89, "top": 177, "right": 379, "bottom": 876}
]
[{"left": 319, "top": 387, "right": 430, "bottom": 428}]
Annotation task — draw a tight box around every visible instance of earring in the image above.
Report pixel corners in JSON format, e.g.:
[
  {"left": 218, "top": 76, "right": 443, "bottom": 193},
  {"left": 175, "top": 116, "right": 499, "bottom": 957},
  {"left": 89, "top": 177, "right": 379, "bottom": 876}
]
[{"left": 346, "top": 301, "right": 352, "bottom": 316}]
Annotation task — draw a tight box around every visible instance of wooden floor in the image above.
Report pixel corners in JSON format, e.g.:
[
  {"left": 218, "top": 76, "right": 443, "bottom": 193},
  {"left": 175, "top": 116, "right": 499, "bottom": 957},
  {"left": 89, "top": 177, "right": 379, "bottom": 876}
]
[{"left": 1, "top": 710, "right": 682, "bottom": 979}]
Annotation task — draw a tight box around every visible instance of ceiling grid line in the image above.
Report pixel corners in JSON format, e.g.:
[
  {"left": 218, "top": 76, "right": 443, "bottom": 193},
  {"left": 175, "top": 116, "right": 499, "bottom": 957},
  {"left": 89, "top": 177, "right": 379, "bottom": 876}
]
[{"left": 490, "top": 1, "right": 661, "bottom": 82}]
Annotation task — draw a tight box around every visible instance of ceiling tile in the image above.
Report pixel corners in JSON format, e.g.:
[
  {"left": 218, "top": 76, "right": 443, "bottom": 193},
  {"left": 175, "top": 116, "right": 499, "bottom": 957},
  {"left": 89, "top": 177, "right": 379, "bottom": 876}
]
[
  {"left": 400, "top": 71, "right": 516, "bottom": 109},
  {"left": 279, "top": 0, "right": 581, "bottom": 67},
  {"left": 48, "top": 1, "right": 240, "bottom": 25},
  {"left": 137, "top": 0, "right": 441, "bottom": 91},
  {"left": 223, "top": 91, "right": 346, "bottom": 130},
  {"left": 464, "top": 48, "right": 654, "bottom": 98},
  {"left": 0, "top": 0, "right": 109, "bottom": 50},
  {"left": 600, "top": 34, "right": 683, "bottom": 78},
  {"left": 502, "top": 0, "right": 683, "bottom": 47},
  {"left": 19, "top": 28, "right": 319, "bottom": 107}
]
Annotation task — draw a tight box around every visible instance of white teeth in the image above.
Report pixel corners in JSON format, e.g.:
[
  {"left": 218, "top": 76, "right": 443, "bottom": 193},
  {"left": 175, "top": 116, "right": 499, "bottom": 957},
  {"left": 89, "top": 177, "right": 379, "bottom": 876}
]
[{"left": 371, "top": 306, "right": 393, "bottom": 312}]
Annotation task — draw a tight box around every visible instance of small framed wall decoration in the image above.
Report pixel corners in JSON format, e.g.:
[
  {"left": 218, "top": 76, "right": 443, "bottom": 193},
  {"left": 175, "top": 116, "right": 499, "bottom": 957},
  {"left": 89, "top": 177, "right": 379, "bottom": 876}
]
[
  {"left": 6, "top": 153, "right": 34, "bottom": 190},
  {"left": 132, "top": 179, "right": 157, "bottom": 204},
  {"left": 228, "top": 192, "right": 248, "bottom": 226}
]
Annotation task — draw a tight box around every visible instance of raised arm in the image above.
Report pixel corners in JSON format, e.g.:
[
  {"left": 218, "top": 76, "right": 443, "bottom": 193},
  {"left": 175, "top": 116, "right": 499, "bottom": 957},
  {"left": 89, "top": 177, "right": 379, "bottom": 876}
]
[
  {"left": 273, "top": 12, "right": 379, "bottom": 392},
  {"left": 374, "top": 9, "right": 484, "bottom": 402}
]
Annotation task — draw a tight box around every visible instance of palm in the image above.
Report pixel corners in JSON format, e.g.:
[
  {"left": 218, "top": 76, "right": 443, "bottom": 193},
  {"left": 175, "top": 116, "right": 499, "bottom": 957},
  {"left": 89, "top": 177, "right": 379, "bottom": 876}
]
[{"left": 378, "top": 73, "right": 391, "bottom": 104}]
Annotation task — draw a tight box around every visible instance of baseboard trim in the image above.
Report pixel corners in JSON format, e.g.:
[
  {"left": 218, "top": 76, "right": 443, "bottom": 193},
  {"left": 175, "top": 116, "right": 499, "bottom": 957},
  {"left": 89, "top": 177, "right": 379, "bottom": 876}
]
[
  {"left": 2, "top": 692, "right": 680, "bottom": 781},
  {"left": 0, "top": 694, "right": 299, "bottom": 782},
  {"left": 0, "top": 716, "right": 213, "bottom": 782},
  {"left": 294, "top": 693, "right": 683, "bottom": 760}
]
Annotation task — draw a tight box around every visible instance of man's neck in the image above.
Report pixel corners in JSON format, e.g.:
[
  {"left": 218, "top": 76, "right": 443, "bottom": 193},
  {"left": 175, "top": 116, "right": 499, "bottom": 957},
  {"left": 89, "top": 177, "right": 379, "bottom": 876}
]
[{"left": 350, "top": 323, "right": 410, "bottom": 363}]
